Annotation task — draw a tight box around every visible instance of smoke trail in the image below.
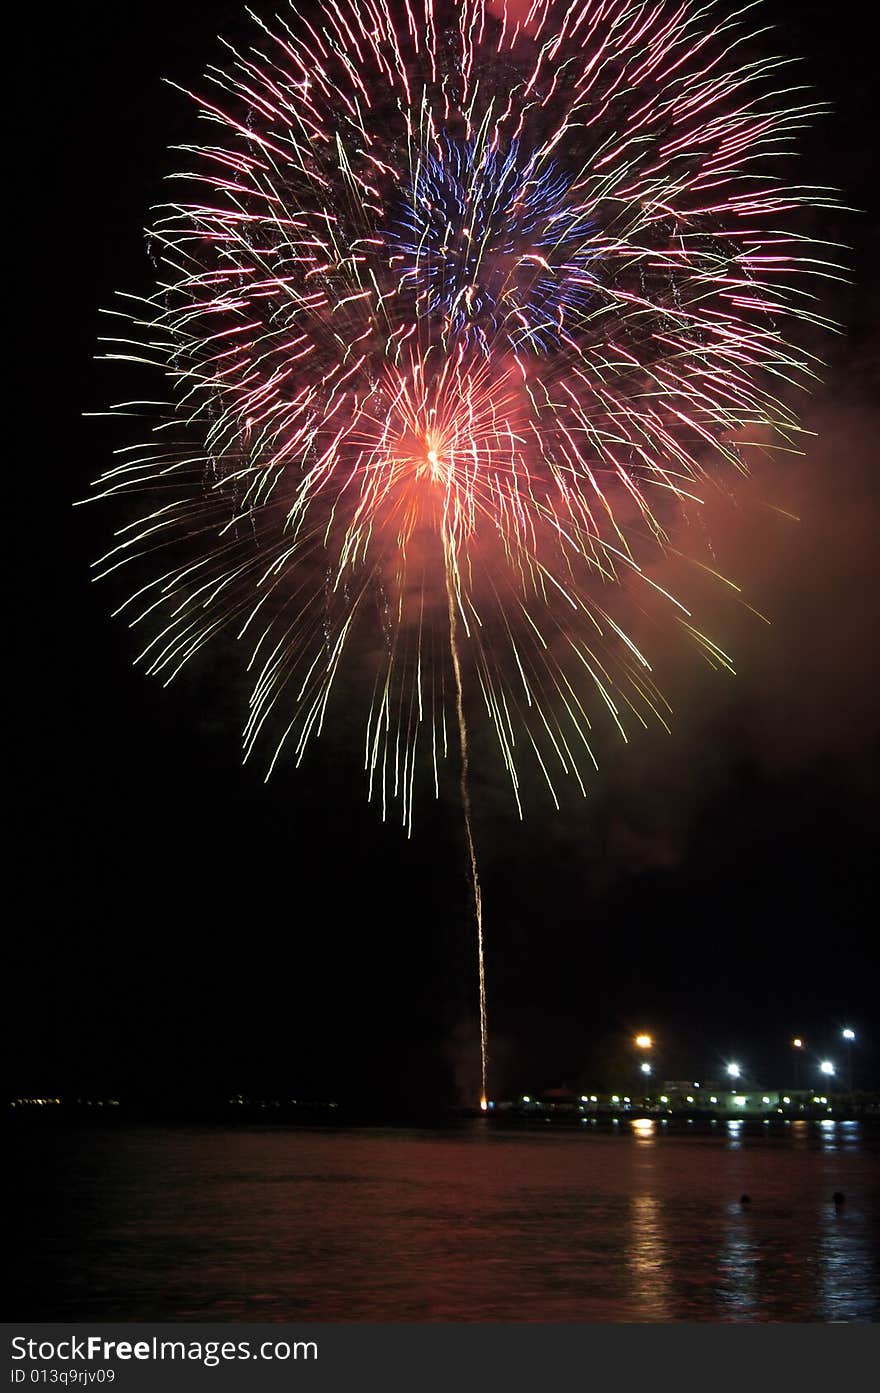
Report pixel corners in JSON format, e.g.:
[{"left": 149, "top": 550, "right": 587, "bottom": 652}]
[{"left": 443, "top": 525, "right": 488, "bottom": 1109}]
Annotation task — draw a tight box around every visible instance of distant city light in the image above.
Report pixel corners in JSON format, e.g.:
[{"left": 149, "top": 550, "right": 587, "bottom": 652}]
[
  {"left": 726, "top": 1063, "right": 742, "bottom": 1079},
  {"left": 792, "top": 1037, "right": 804, "bottom": 1049},
  {"left": 634, "top": 1034, "right": 653, "bottom": 1050},
  {"left": 660, "top": 1095, "right": 669, "bottom": 1104},
  {"left": 762, "top": 1096, "right": 770, "bottom": 1104},
  {"left": 522, "top": 1095, "right": 531, "bottom": 1103},
  {"left": 611, "top": 1095, "right": 620, "bottom": 1103},
  {"left": 783, "top": 1096, "right": 791, "bottom": 1104},
  {"left": 819, "top": 1061, "right": 835, "bottom": 1076},
  {"left": 842, "top": 1028, "right": 855, "bottom": 1041},
  {"left": 686, "top": 1096, "right": 694, "bottom": 1104},
  {"left": 640, "top": 1062, "right": 652, "bottom": 1075},
  {"left": 709, "top": 1096, "right": 718, "bottom": 1104}
]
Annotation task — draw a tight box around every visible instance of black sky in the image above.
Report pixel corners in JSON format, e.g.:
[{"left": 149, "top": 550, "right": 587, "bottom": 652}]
[{"left": 5, "top": 1, "right": 878, "bottom": 1111}]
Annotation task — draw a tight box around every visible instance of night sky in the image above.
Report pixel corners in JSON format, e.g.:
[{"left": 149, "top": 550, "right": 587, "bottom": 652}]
[{"left": 6, "top": 1, "right": 878, "bottom": 1113}]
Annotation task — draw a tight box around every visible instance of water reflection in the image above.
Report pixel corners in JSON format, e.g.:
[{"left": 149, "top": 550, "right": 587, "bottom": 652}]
[
  {"left": 7, "top": 1123, "right": 880, "bottom": 1321},
  {"left": 630, "top": 1118, "right": 655, "bottom": 1144},
  {"left": 818, "top": 1196, "right": 877, "bottom": 1321},
  {"left": 627, "top": 1194, "right": 671, "bottom": 1320},
  {"left": 790, "top": 1118, "right": 812, "bottom": 1150},
  {"left": 718, "top": 1205, "right": 759, "bottom": 1320},
  {"left": 817, "top": 1119, "right": 839, "bottom": 1156}
]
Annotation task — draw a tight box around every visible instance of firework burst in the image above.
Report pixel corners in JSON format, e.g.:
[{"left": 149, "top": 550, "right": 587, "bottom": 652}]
[{"left": 90, "top": 0, "right": 836, "bottom": 1098}]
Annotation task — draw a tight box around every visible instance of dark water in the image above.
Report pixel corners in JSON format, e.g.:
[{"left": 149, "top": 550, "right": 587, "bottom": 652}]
[{"left": 6, "top": 1121, "right": 879, "bottom": 1321}]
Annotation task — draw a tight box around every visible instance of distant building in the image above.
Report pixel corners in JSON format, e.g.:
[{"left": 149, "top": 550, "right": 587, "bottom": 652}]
[
  {"left": 538, "top": 1087, "right": 580, "bottom": 1112},
  {"left": 660, "top": 1080, "right": 725, "bottom": 1108},
  {"left": 660, "top": 1082, "right": 834, "bottom": 1116}
]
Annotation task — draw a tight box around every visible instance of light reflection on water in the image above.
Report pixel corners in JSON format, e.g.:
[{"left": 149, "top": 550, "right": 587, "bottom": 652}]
[
  {"left": 627, "top": 1194, "right": 671, "bottom": 1321},
  {"left": 8, "top": 1123, "right": 880, "bottom": 1322},
  {"left": 718, "top": 1205, "right": 759, "bottom": 1321}
]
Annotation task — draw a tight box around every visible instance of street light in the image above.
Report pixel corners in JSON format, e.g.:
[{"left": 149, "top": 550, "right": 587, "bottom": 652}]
[
  {"left": 633, "top": 1035, "right": 654, "bottom": 1099},
  {"left": 726, "top": 1063, "right": 742, "bottom": 1080},
  {"left": 819, "top": 1060, "right": 835, "bottom": 1077},
  {"left": 842, "top": 1029, "right": 855, "bottom": 1092},
  {"left": 792, "top": 1037, "right": 804, "bottom": 1091}
]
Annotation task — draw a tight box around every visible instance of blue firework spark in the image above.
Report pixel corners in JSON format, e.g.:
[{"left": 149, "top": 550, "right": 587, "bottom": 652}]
[{"left": 390, "top": 136, "right": 597, "bottom": 354}]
